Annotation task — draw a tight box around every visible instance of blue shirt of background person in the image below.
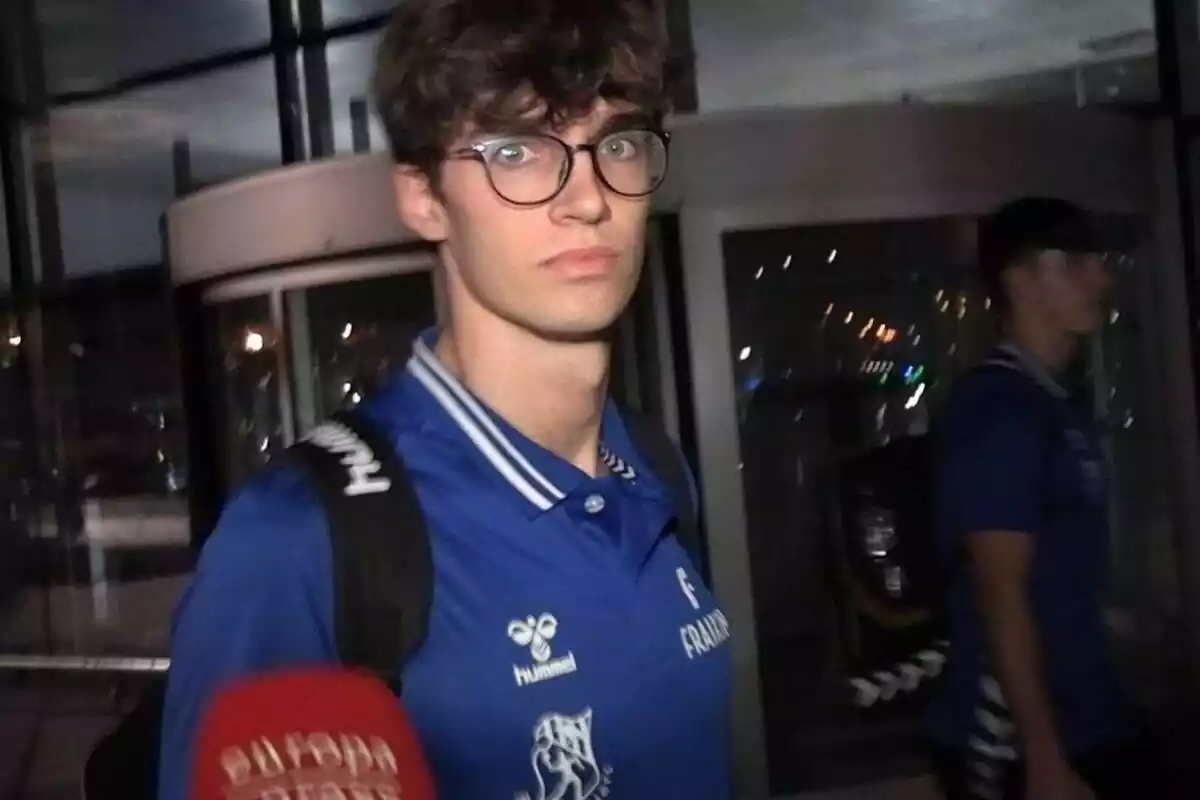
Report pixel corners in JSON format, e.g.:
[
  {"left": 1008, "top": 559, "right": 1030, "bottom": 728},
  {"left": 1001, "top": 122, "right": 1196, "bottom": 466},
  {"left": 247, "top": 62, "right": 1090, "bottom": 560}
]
[
  {"left": 923, "top": 198, "right": 1151, "bottom": 800},
  {"left": 927, "top": 344, "right": 1130, "bottom": 750}
]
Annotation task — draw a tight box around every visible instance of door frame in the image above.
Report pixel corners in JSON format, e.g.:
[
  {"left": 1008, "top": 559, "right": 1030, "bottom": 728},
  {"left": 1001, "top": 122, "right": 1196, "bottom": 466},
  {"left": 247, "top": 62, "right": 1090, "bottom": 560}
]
[{"left": 678, "top": 169, "right": 1180, "bottom": 797}]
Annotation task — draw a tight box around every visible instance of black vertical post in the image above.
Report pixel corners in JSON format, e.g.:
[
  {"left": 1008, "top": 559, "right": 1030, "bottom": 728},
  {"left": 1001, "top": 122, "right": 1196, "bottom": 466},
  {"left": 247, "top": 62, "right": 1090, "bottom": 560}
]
[
  {"left": 268, "top": 0, "right": 306, "bottom": 164},
  {"left": 350, "top": 97, "right": 372, "bottom": 154},
  {"left": 1, "top": 0, "right": 73, "bottom": 652},
  {"left": 164, "top": 136, "right": 224, "bottom": 549},
  {"left": 171, "top": 138, "right": 192, "bottom": 197},
  {"left": 298, "top": 0, "right": 335, "bottom": 159},
  {"left": 662, "top": 0, "right": 698, "bottom": 113},
  {"left": 1155, "top": 0, "right": 1200, "bottom": 691}
]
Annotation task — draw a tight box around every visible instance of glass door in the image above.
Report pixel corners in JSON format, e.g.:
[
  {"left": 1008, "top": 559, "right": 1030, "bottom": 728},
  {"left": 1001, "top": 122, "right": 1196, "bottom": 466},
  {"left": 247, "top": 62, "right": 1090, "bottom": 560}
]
[
  {"left": 720, "top": 217, "right": 988, "bottom": 794},
  {"left": 679, "top": 206, "right": 1176, "bottom": 799},
  {"left": 203, "top": 253, "right": 439, "bottom": 492},
  {"left": 284, "top": 270, "right": 437, "bottom": 437}
]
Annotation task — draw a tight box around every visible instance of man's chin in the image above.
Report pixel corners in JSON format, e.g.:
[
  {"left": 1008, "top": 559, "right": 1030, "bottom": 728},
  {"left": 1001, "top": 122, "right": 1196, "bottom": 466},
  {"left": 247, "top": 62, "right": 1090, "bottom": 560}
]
[
  {"left": 537, "top": 323, "right": 619, "bottom": 345},
  {"left": 525, "top": 313, "right": 626, "bottom": 345}
]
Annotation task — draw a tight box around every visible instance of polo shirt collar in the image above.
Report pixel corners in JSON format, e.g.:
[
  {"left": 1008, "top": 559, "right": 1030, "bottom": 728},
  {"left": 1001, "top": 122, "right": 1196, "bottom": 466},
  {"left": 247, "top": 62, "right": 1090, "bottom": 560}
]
[
  {"left": 402, "top": 331, "right": 655, "bottom": 514},
  {"left": 986, "top": 343, "right": 1069, "bottom": 399}
]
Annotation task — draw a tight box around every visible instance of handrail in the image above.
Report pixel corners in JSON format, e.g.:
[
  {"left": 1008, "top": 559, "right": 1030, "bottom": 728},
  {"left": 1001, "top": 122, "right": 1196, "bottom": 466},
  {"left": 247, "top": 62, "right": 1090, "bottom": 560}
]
[{"left": 0, "top": 654, "right": 170, "bottom": 673}]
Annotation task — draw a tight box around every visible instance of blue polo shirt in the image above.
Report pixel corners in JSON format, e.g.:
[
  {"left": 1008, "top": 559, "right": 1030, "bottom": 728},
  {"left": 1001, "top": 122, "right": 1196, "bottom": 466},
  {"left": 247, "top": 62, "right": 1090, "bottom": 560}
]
[
  {"left": 159, "top": 333, "right": 733, "bottom": 799},
  {"left": 924, "top": 344, "right": 1131, "bottom": 757}
]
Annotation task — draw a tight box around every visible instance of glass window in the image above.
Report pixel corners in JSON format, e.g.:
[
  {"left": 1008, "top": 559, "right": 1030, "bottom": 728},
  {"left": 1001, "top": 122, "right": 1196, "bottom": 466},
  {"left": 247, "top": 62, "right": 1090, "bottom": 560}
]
[
  {"left": 37, "top": 0, "right": 273, "bottom": 96},
  {"left": 0, "top": 163, "right": 9, "bottom": 293},
  {"left": 286, "top": 270, "right": 437, "bottom": 436},
  {"left": 0, "top": 301, "right": 38, "bottom": 652},
  {"left": 1091, "top": 224, "right": 1184, "bottom": 701},
  {"left": 322, "top": 0, "right": 396, "bottom": 28},
  {"left": 0, "top": 269, "right": 190, "bottom": 656},
  {"left": 720, "top": 214, "right": 1178, "bottom": 792},
  {"left": 327, "top": 30, "right": 388, "bottom": 155},
  {"left": 48, "top": 57, "right": 282, "bottom": 279},
  {"left": 210, "top": 295, "right": 284, "bottom": 491},
  {"left": 692, "top": 0, "right": 1157, "bottom": 110},
  {"left": 721, "top": 218, "right": 989, "bottom": 794}
]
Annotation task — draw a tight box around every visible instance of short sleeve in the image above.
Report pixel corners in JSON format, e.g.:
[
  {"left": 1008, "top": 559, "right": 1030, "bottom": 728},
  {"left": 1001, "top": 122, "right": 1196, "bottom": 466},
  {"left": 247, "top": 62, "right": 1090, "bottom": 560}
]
[
  {"left": 938, "top": 393, "right": 1049, "bottom": 539},
  {"left": 157, "top": 468, "right": 338, "bottom": 800}
]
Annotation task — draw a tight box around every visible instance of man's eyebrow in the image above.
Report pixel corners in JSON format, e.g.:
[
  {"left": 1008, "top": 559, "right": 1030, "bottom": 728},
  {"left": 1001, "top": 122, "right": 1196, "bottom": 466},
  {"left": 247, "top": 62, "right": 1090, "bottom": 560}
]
[
  {"left": 472, "top": 110, "right": 658, "bottom": 141},
  {"left": 488, "top": 118, "right": 551, "bottom": 137},
  {"left": 592, "top": 111, "right": 657, "bottom": 137}
]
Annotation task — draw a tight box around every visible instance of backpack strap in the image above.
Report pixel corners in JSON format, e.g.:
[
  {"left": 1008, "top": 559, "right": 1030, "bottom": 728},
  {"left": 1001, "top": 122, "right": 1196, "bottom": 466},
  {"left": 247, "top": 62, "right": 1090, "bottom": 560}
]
[
  {"left": 623, "top": 412, "right": 708, "bottom": 584},
  {"left": 286, "top": 409, "right": 433, "bottom": 684}
]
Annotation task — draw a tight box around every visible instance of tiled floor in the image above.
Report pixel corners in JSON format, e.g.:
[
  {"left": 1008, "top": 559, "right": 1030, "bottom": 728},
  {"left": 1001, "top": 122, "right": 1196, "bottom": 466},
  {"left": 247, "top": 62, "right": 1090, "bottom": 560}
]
[
  {"left": 0, "top": 573, "right": 185, "bottom": 799},
  {"left": 0, "top": 684, "right": 129, "bottom": 799}
]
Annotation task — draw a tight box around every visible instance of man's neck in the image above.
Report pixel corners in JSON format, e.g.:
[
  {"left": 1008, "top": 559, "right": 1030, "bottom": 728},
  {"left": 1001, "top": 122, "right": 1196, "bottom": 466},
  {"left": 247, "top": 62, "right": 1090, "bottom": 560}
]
[
  {"left": 1001, "top": 314, "right": 1078, "bottom": 374},
  {"left": 434, "top": 321, "right": 611, "bottom": 477}
]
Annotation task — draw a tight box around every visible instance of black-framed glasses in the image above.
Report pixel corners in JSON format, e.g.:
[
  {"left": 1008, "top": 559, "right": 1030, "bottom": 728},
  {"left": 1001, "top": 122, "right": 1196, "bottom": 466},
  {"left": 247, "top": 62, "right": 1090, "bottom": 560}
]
[{"left": 447, "top": 128, "right": 669, "bottom": 206}]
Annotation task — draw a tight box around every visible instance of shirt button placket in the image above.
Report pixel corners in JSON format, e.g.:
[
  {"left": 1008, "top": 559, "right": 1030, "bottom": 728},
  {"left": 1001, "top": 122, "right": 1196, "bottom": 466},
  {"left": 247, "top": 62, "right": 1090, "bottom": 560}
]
[{"left": 583, "top": 493, "right": 606, "bottom": 515}]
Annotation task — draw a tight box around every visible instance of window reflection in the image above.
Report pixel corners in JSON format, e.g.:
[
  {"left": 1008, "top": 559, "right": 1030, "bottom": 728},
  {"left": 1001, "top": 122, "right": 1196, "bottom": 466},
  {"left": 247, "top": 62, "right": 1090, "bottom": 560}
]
[
  {"left": 692, "top": 0, "right": 1157, "bottom": 111},
  {"left": 322, "top": 0, "right": 397, "bottom": 28},
  {"left": 212, "top": 295, "right": 284, "bottom": 490},
  {"left": 1089, "top": 228, "right": 1184, "bottom": 703},
  {"left": 36, "top": 0, "right": 273, "bottom": 95},
  {"left": 327, "top": 30, "right": 387, "bottom": 154},
  {"left": 0, "top": 165, "right": 9, "bottom": 293},
  {"left": 723, "top": 214, "right": 1173, "bottom": 791},
  {"left": 207, "top": 267, "right": 437, "bottom": 493},
  {"left": 0, "top": 269, "right": 190, "bottom": 656},
  {"left": 722, "top": 218, "right": 990, "bottom": 793},
  {"left": 0, "top": 303, "right": 37, "bottom": 652},
  {"left": 48, "top": 57, "right": 281, "bottom": 278},
  {"left": 286, "top": 270, "right": 437, "bottom": 437}
]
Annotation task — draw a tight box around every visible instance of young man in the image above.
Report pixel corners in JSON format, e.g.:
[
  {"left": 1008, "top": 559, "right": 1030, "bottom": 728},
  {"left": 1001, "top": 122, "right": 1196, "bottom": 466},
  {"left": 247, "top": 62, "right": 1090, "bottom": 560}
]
[
  {"left": 158, "top": 1, "right": 733, "bottom": 798},
  {"left": 924, "top": 198, "right": 1163, "bottom": 800}
]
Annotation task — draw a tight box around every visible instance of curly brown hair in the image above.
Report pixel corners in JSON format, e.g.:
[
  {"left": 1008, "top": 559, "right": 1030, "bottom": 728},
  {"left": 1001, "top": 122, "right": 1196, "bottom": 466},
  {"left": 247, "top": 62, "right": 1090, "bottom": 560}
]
[{"left": 372, "top": 0, "right": 672, "bottom": 174}]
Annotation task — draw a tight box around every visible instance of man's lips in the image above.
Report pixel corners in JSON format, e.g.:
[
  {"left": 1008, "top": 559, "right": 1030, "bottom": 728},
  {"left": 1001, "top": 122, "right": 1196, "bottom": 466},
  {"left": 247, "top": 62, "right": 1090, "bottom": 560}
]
[
  {"left": 540, "top": 247, "right": 620, "bottom": 277},
  {"left": 540, "top": 246, "right": 619, "bottom": 267}
]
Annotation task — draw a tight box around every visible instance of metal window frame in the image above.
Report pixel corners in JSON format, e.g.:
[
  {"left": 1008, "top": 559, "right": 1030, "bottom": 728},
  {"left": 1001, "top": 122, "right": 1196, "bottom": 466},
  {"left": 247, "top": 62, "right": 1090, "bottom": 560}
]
[{"left": 1154, "top": 0, "right": 1200, "bottom": 690}]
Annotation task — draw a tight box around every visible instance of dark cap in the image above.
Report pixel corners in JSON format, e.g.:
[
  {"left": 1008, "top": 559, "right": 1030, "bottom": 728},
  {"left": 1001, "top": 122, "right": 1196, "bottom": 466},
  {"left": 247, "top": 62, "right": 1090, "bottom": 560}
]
[{"left": 978, "top": 197, "right": 1104, "bottom": 289}]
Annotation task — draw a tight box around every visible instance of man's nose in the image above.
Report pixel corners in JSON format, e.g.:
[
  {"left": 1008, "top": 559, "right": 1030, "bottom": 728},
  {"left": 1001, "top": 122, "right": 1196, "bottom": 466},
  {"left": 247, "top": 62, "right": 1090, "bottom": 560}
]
[{"left": 551, "top": 150, "right": 611, "bottom": 224}]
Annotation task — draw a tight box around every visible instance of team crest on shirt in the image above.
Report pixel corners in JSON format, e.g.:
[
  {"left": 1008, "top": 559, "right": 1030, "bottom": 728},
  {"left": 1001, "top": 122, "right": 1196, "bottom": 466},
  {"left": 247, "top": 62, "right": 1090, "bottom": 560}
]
[
  {"left": 508, "top": 613, "right": 578, "bottom": 687},
  {"left": 515, "top": 709, "right": 613, "bottom": 800}
]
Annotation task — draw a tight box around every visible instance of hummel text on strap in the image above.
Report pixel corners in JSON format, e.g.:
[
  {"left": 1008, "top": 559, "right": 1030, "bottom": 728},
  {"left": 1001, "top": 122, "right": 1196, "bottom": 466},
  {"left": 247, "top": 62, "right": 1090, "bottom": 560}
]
[{"left": 306, "top": 421, "right": 392, "bottom": 496}]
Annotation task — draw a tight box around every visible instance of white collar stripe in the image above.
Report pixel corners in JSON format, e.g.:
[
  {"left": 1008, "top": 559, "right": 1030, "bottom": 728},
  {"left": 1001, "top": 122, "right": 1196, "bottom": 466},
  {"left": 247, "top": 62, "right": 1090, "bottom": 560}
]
[
  {"left": 412, "top": 340, "right": 566, "bottom": 500},
  {"left": 407, "top": 356, "right": 556, "bottom": 510},
  {"left": 992, "top": 344, "right": 1069, "bottom": 399}
]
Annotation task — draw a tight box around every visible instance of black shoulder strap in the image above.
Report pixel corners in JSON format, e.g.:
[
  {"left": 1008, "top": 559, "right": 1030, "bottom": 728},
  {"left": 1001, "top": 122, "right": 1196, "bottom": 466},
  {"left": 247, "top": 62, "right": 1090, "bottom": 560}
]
[
  {"left": 623, "top": 412, "right": 707, "bottom": 584},
  {"left": 286, "top": 409, "right": 433, "bottom": 683}
]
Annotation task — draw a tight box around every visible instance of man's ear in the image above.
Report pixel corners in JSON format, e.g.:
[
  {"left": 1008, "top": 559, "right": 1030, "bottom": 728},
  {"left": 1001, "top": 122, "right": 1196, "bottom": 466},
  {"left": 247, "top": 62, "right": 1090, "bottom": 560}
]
[
  {"left": 1002, "top": 263, "right": 1033, "bottom": 307},
  {"left": 393, "top": 165, "right": 449, "bottom": 242}
]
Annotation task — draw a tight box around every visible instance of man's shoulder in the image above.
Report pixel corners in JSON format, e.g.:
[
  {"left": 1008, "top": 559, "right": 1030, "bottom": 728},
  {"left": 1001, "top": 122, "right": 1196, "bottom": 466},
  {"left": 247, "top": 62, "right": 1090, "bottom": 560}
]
[
  {"left": 202, "top": 414, "right": 446, "bottom": 572},
  {"left": 197, "top": 462, "right": 331, "bottom": 576},
  {"left": 942, "top": 359, "right": 1051, "bottom": 428}
]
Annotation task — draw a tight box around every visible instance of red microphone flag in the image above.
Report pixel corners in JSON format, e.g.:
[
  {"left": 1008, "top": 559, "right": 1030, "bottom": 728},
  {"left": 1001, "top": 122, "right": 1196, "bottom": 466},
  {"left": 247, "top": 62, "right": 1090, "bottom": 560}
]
[{"left": 191, "top": 668, "right": 436, "bottom": 799}]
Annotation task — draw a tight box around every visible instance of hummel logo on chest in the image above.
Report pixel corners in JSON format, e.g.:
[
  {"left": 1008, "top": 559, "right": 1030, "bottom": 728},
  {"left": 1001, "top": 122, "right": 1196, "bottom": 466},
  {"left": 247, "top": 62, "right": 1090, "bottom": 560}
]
[{"left": 507, "top": 613, "right": 578, "bottom": 687}]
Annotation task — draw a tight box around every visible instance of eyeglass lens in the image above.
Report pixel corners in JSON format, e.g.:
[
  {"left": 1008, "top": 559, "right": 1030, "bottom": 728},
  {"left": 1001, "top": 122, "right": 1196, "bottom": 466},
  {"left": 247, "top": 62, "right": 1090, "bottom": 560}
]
[{"left": 479, "top": 130, "right": 667, "bottom": 205}]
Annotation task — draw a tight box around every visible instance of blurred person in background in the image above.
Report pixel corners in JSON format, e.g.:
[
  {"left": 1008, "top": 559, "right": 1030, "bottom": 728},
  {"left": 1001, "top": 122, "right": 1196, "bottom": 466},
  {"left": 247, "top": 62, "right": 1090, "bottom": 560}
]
[
  {"left": 923, "top": 198, "right": 1165, "bottom": 800},
  {"left": 158, "top": 1, "right": 733, "bottom": 799}
]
